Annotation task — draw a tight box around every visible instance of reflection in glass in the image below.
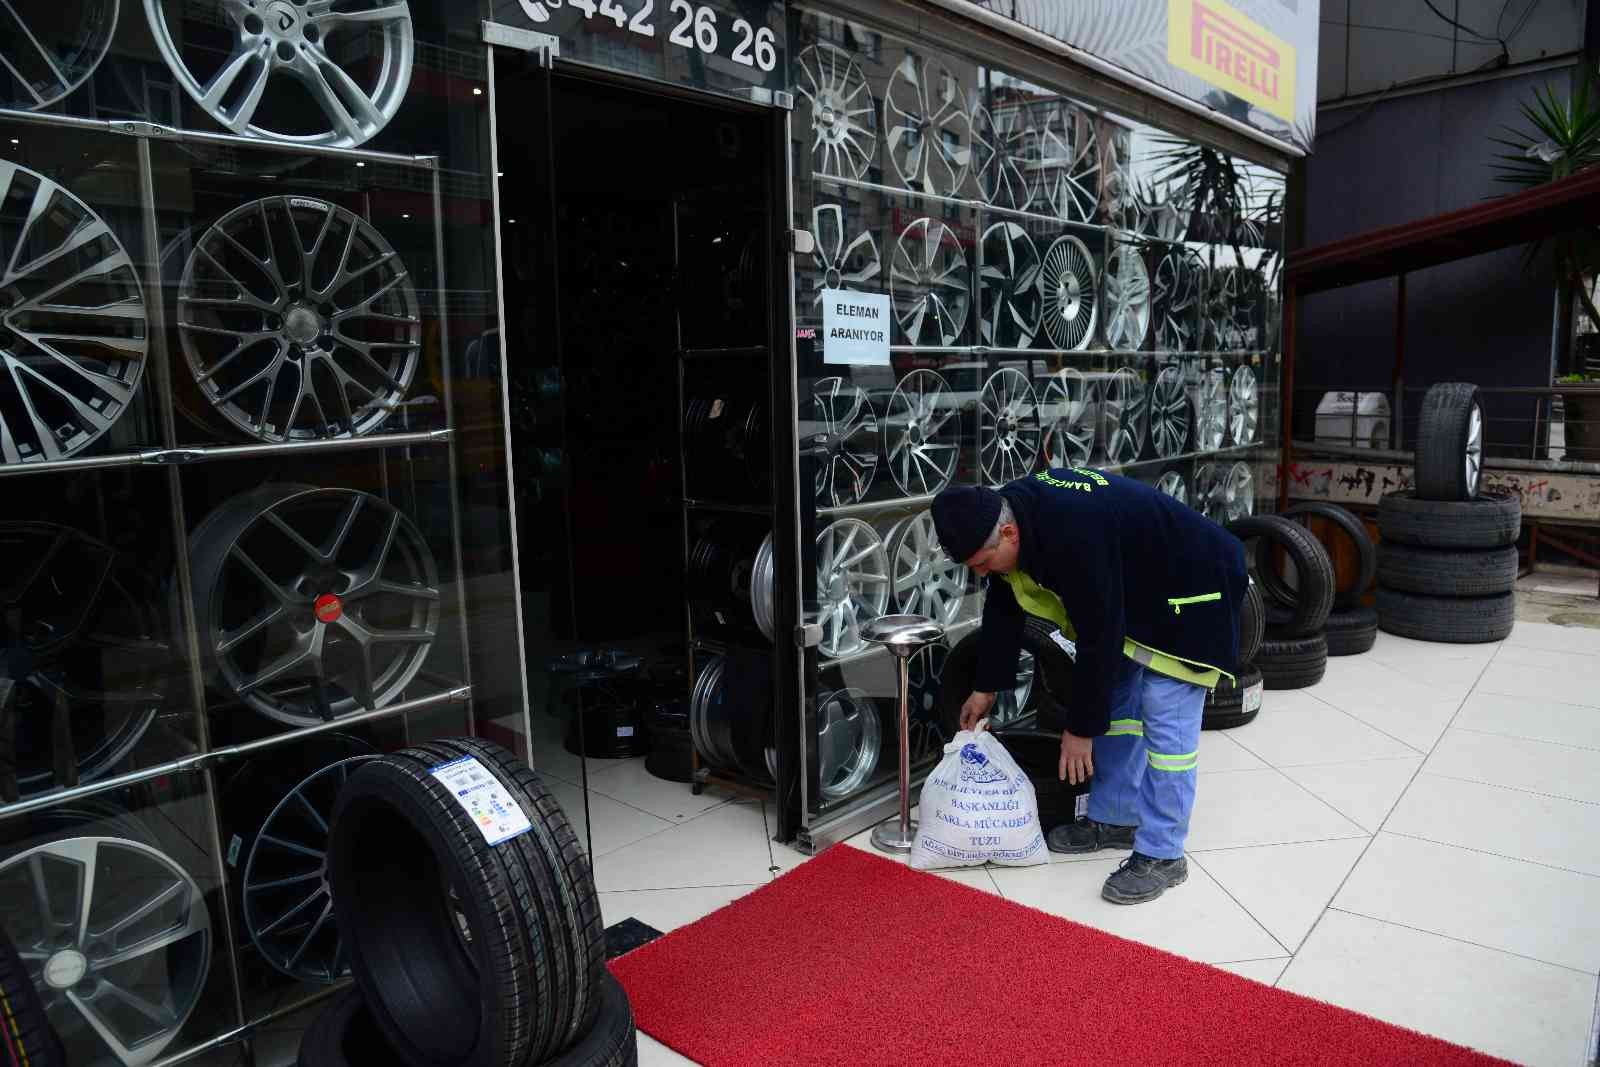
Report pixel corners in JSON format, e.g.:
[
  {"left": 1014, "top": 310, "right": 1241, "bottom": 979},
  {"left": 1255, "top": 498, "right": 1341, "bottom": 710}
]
[
  {"left": 1103, "top": 243, "right": 1152, "bottom": 350},
  {"left": 883, "top": 54, "right": 970, "bottom": 196},
  {"left": 1040, "top": 368, "right": 1098, "bottom": 467},
  {"left": 796, "top": 43, "right": 878, "bottom": 180},
  {"left": 1036, "top": 100, "right": 1098, "bottom": 222},
  {"left": 890, "top": 218, "right": 970, "bottom": 346},
  {"left": 972, "top": 103, "right": 1037, "bottom": 212},
  {"left": 807, "top": 202, "right": 881, "bottom": 312},
  {"left": 1, "top": 0, "right": 118, "bottom": 110}
]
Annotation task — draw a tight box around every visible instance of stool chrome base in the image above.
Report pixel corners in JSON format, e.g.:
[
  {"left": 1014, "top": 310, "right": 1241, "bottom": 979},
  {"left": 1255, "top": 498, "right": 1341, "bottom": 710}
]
[{"left": 870, "top": 819, "right": 918, "bottom": 854}]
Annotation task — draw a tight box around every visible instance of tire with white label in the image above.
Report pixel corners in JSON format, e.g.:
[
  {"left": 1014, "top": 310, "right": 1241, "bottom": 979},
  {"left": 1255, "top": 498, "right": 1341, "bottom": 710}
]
[
  {"left": 1376, "top": 588, "right": 1515, "bottom": 644},
  {"left": 1256, "top": 634, "right": 1328, "bottom": 690},
  {"left": 1203, "top": 666, "right": 1264, "bottom": 730},
  {"left": 1325, "top": 606, "right": 1379, "bottom": 656},
  {"left": 935, "top": 617, "right": 1076, "bottom": 736},
  {"left": 327, "top": 738, "right": 606, "bottom": 1067}
]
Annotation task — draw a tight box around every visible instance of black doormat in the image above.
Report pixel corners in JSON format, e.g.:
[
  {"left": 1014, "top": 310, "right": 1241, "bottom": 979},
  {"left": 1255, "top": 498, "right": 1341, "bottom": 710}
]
[{"left": 605, "top": 917, "right": 665, "bottom": 960}]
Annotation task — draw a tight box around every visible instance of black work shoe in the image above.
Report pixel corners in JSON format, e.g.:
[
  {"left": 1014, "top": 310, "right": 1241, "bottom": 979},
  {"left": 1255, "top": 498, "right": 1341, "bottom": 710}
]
[
  {"left": 1101, "top": 852, "right": 1188, "bottom": 905},
  {"left": 1046, "top": 818, "right": 1137, "bottom": 855}
]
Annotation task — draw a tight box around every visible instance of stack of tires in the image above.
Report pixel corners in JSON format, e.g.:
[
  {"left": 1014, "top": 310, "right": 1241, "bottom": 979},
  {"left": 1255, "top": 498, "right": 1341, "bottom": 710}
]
[
  {"left": 1228, "top": 515, "right": 1335, "bottom": 690},
  {"left": 1377, "top": 383, "right": 1519, "bottom": 644},
  {"left": 1204, "top": 578, "right": 1265, "bottom": 729},
  {"left": 298, "top": 738, "right": 638, "bottom": 1067}
]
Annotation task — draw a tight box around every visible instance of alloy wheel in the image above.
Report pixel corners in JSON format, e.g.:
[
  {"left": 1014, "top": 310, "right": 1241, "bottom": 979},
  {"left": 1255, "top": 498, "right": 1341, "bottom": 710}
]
[
  {"left": 1103, "top": 243, "right": 1151, "bottom": 350},
  {"left": 1228, "top": 365, "right": 1258, "bottom": 444},
  {"left": 1035, "top": 100, "right": 1098, "bottom": 222},
  {"left": 1149, "top": 364, "right": 1190, "bottom": 458},
  {"left": 890, "top": 217, "right": 970, "bottom": 346},
  {"left": 1154, "top": 470, "right": 1187, "bottom": 505},
  {"left": 1194, "top": 367, "right": 1226, "bottom": 450},
  {"left": 1039, "top": 235, "right": 1097, "bottom": 351},
  {"left": 886, "top": 511, "right": 965, "bottom": 624},
  {"left": 883, "top": 54, "right": 969, "bottom": 196},
  {"left": 795, "top": 43, "right": 876, "bottom": 180},
  {"left": 885, "top": 369, "right": 959, "bottom": 497},
  {"left": 817, "top": 687, "right": 881, "bottom": 800},
  {"left": 808, "top": 376, "right": 879, "bottom": 507},
  {"left": 1101, "top": 367, "right": 1147, "bottom": 466},
  {"left": 1, "top": 1, "right": 119, "bottom": 110},
  {"left": 972, "top": 104, "right": 1037, "bottom": 212},
  {"left": 977, "top": 367, "right": 1039, "bottom": 486},
  {"left": 808, "top": 203, "right": 881, "bottom": 310},
  {"left": 815, "top": 519, "right": 890, "bottom": 658},
  {"left": 1039, "top": 368, "right": 1098, "bottom": 467},
  {"left": 978, "top": 221, "right": 1042, "bottom": 348}
]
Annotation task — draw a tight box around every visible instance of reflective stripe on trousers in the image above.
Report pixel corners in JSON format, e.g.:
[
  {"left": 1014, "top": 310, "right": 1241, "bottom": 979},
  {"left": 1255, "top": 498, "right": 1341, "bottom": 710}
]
[{"left": 1085, "top": 663, "right": 1205, "bottom": 860}]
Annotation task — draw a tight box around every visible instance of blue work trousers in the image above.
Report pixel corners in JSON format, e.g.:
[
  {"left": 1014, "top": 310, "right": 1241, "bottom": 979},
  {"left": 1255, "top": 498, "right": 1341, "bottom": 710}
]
[{"left": 1085, "top": 663, "right": 1205, "bottom": 860}]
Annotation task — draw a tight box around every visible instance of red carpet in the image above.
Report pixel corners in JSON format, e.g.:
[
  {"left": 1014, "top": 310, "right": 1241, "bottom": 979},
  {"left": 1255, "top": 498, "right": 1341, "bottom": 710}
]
[{"left": 609, "top": 846, "right": 1507, "bottom": 1066}]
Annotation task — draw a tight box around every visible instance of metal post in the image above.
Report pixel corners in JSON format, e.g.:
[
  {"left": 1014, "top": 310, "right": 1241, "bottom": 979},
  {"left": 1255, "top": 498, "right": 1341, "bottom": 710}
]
[{"left": 862, "top": 614, "right": 945, "bottom": 854}]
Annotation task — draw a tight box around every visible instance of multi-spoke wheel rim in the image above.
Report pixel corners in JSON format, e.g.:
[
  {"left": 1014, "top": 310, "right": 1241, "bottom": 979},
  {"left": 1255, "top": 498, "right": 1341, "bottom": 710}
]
[
  {"left": 189, "top": 485, "right": 440, "bottom": 726},
  {"left": 1205, "top": 265, "right": 1240, "bottom": 351},
  {"left": 178, "top": 197, "right": 421, "bottom": 443},
  {"left": 1039, "top": 235, "right": 1097, "bottom": 351},
  {"left": 796, "top": 43, "right": 876, "bottom": 179},
  {"left": 0, "top": 836, "right": 210, "bottom": 1067},
  {"left": 808, "top": 377, "right": 879, "bottom": 506},
  {"left": 0, "top": 524, "right": 163, "bottom": 797},
  {"left": 1195, "top": 367, "right": 1226, "bottom": 450},
  {"left": 818, "top": 687, "right": 881, "bottom": 799},
  {"left": 1155, "top": 471, "right": 1187, "bottom": 505},
  {"left": 1194, "top": 462, "right": 1225, "bottom": 523},
  {"left": 1040, "top": 368, "right": 1099, "bottom": 467},
  {"left": 978, "top": 367, "right": 1039, "bottom": 486},
  {"left": 890, "top": 218, "right": 970, "bottom": 346},
  {"left": 808, "top": 203, "right": 881, "bottom": 309},
  {"left": 2, "top": 1, "right": 119, "bottom": 109},
  {"left": 1101, "top": 368, "right": 1147, "bottom": 465},
  {"left": 143, "top": 0, "right": 414, "bottom": 148},
  {"left": 979, "top": 222, "right": 1042, "bottom": 348},
  {"left": 1104, "top": 244, "right": 1151, "bottom": 350},
  {"left": 1147, "top": 184, "right": 1190, "bottom": 243},
  {"left": 991, "top": 650, "right": 1034, "bottom": 727},
  {"left": 973, "top": 104, "right": 1036, "bottom": 212},
  {"left": 751, "top": 534, "right": 775, "bottom": 641},
  {"left": 1228, "top": 365, "right": 1258, "bottom": 444},
  {"left": 1036, "top": 101, "right": 1098, "bottom": 222},
  {"left": 1149, "top": 365, "right": 1190, "bottom": 458},
  {"left": 1153, "top": 247, "right": 1200, "bottom": 351},
  {"left": 1466, "top": 403, "right": 1483, "bottom": 496},
  {"left": 1224, "top": 461, "right": 1255, "bottom": 521},
  {"left": 815, "top": 519, "right": 890, "bottom": 658},
  {"left": 886, "top": 512, "right": 966, "bottom": 624},
  {"left": 243, "top": 755, "right": 375, "bottom": 983},
  {"left": 883, "top": 54, "right": 969, "bottom": 195},
  {"left": 1100, "top": 125, "right": 1144, "bottom": 232},
  {"left": 0, "top": 163, "right": 147, "bottom": 464},
  {"left": 886, "top": 369, "right": 959, "bottom": 496}
]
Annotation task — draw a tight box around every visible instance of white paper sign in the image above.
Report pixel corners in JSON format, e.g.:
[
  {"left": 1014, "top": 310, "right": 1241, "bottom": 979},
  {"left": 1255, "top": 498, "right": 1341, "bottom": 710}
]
[
  {"left": 822, "top": 289, "right": 891, "bottom": 366},
  {"left": 430, "top": 756, "right": 533, "bottom": 846}
]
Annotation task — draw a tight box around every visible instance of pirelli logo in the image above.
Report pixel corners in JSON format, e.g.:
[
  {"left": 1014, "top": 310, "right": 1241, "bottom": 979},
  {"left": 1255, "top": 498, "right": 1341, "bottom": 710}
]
[{"left": 1168, "top": 0, "right": 1296, "bottom": 123}]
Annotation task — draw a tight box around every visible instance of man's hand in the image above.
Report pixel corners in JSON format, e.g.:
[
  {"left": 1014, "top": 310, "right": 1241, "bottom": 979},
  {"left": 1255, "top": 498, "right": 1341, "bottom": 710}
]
[
  {"left": 1059, "top": 732, "right": 1094, "bottom": 785},
  {"left": 959, "top": 691, "right": 996, "bottom": 732}
]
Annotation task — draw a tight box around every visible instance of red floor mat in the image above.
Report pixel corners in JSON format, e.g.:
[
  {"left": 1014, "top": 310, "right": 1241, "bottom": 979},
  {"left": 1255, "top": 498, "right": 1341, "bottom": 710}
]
[{"left": 610, "top": 846, "right": 1507, "bottom": 1066}]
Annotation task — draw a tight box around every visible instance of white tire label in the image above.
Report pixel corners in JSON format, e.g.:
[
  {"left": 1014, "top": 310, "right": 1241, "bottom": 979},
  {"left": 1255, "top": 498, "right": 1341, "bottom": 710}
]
[
  {"left": 1243, "top": 682, "right": 1264, "bottom": 713},
  {"left": 431, "top": 756, "right": 533, "bottom": 846},
  {"left": 1075, "top": 792, "right": 1089, "bottom": 819},
  {"left": 1049, "top": 630, "right": 1078, "bottom": 661}
]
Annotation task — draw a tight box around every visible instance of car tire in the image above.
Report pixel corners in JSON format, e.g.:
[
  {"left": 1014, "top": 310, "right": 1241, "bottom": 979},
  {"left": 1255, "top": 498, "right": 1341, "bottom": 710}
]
[
  {"left": 992, "top": 728, "right": 1089, "bottom": 833},
  {"left": 541, "top": 970, "right": 638, "bottom": 1067},
  {"left": 1227, "top": 515, "right": 1335, "bottom": 638},
  {"left": 0, "top": 926, "right": 65, "bottom": 1067},
  {"left": 1378, "top": 490, "right": 1520, "bottom": 549},
  {"left": 1415, "top": 382, "right": 1483, "bottom": 501},
  {"left": 1239, "top": 580, "right": 1265, "bottom": 666},
  {"left": 1283, "top": 501, "right": 1376, "bottom": 609},
  {"left": 298, "top": 989, "right": 382, "bottom": 1067},
  {"left": 1325, "top": 606, "right": 1378, "bottom": 656},
  {"left": 327, "top": 738, "right": 606, "bottom": 1067},
  {"left": 935, "top": 617, "right": 1075, "bottom": 737},
  {"left": 1377, "top": 587, "right": 1515, "bottom": 644},
  {"left": 1377, "top": 543, "right": 1518, "bottom": 598},
  {"left": 1204, "top": 665, "right": 1264, "bottom": 730},
  {"left": 1256, "top": 634, "right": 1328, "bottom": 690}
]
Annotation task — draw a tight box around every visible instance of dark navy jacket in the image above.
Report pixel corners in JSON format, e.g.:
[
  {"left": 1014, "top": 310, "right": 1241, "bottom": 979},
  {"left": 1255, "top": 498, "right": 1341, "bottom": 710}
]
[{"left": 976, "top": 468, "right": 1249, "bottom": 738}]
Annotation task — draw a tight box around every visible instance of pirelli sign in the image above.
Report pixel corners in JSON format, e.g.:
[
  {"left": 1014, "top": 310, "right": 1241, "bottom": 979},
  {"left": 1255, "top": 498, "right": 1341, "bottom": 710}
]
[{"left": 1168, "top": 0, "right": 1296, "bottom": 124}]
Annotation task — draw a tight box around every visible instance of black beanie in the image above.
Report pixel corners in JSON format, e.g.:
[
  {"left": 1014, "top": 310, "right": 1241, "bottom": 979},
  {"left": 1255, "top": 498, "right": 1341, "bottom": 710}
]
[{"left": 931, "top": 485, "right": 1004, "bottom": 563}]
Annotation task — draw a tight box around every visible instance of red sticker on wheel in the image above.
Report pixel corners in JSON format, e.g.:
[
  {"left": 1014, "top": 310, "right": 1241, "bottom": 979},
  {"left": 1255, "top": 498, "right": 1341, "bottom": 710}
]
[{"left": 314, "top": 593, "right": 343, "bottom": 623}]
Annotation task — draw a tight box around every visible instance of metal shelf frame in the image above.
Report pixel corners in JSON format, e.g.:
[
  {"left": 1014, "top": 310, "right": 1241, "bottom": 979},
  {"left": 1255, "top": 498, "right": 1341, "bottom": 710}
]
[{"left": 0, "top": 430, "right": 455, "bottom": 480}]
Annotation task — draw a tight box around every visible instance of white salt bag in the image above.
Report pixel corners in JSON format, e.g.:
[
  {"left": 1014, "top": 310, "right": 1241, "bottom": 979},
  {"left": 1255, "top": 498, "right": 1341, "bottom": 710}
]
[{"left": 910, "top": 725, "right": 1047, "bottom": 870}]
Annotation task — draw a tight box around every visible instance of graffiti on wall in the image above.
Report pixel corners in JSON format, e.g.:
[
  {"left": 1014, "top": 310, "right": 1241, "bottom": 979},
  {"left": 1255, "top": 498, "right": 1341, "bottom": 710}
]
[{"left": 1282, "top": 462, "right": 1600, "bottom": 522}]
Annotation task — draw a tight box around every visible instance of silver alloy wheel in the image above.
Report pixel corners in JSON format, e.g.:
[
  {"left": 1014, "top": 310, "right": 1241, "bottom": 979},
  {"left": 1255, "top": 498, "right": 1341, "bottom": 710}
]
[
  {"left": 795, "top": 43, "right": 877, "bottom": 180},
  {"left": 2, "top": 0, "right": 119, "bottom": 109},
  {"left": 1205, "top": 265, "right": 1240, "bottom": 351},
  {"left": 1466, "top": 402, "right": 1483, "bottom": 496},
  {"left": 750, "top": 534, "right": 775, "bottom": 641},
  {"left": 143, "top": 0, "right": 415, "bottom": 148},
  {"left": 886, "top": 511, "right": 966, "bottom": 624},
  {"left": 972, "top": 104, "right": 1037, "bottom": 212},
  {"left": 890, "top": 217, "right": 970, "bottom": 346},
  {"left": 0, "top": 163, "right": 147, "bottom": 464},
  {"left": 1101, "top": 368, "right": 1147, "bottom": 466},
  {"left": 178, "top": 196, "right": 421, "bottom": 443},
  {"left": 1153, "top": 246, "right": 1200, "bottom": 351},
  {"left": 1040, "top": 368, "right": 1099, "bottom": 467},
  {"left": 1103, "top": 244, "right": 1151, "bottom": 350},
  {"left": 1, "top": 836, "right": 211, "bottom": 1067},
  {"left": 243, "top": 755, "right": 375, "bottom": 984},
  {"left": 1039, "top": 235, "right": 1097, "bottom": 351},
  {"left": 809, "top": 377, "right": 879, "bottom": 506},
  {"left": 1228, "top": 365, "right": 1259, "bottom": 444},
  {"left": 1100, "top": 124, "right": 1144, "bottom": 232},
  {"left": 817, "top": 687, "right": 881, "bottom": 800},
  {"left": 1193, "top": 462, "right": 1225, "bottom": 523},
  {"left": 978, "top": 367, "right": 1040, "bottom": 486},
  {"left": 808, "top": 203, "right": 881, "bottom": 309},
  {"left": 978, "top": 222, "right": 1042, "bottom": 348},
  {"left": 1194, "top": 367, "right": 1227, "bottom": 450},
  {"left": 990, "top": 650, "right": 1034, "bottom": 727},
  {"left": 816, "top": 518, "right": 890, "bottom": 658},
  {"left": 1149, "top": 365, "right": 1190, "bottom": 458},
  {"left": 1036, "top": 100, "right": 1098, "bottom": 222},
  {"left": 689, "top": 656, "right": 722, "bottom": 767},
  {"left": 883, "top": 54, "right": 970, "bottom": 196},
  {"left": 886, "top": 369, "right": 959, "bottom": 497},
  {"left": 188, "top": 485, "right": 440, "bottom": 726},
  {"left": 1224, "top": 461, "right": 1255, "bottom": 521},
  {"left": 1155, "top": 470, "right": 1187, "bottom": 505}
]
